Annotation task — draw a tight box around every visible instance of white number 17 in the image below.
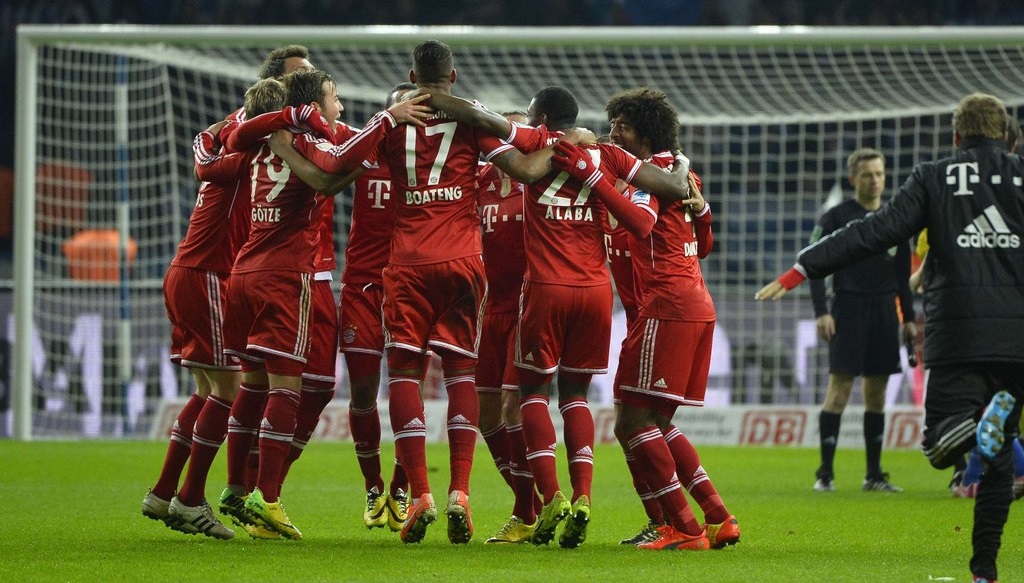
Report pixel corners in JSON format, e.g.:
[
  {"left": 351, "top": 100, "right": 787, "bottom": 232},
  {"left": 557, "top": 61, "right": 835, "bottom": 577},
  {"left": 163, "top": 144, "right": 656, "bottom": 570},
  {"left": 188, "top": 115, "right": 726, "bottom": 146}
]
[{"left": 405, "top": 122, "right": 457, "bottom": 187}]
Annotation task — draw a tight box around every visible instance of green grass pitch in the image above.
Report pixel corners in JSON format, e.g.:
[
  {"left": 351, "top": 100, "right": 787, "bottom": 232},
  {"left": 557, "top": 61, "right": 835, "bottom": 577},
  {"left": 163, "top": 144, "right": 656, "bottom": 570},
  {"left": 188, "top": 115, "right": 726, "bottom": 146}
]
[{"left": 1, "top": 440, "right": 1020, "bottom": 582}]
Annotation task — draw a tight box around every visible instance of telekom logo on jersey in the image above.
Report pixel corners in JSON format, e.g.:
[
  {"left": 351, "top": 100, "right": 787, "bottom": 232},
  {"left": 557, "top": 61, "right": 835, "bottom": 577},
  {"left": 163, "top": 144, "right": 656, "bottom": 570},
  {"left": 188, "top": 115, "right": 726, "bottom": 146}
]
[
  {"left": 944, "top": 161, "right": 1024, "bottom": 195},
  {"left": 946, "top": 162, "right": 981, "bottom": 195},
  {"left": 480, "top": 204, "right": 500, "bottom": 232},
  {"left": 365, "top": 179, "right": 391, "bottom": 209}
]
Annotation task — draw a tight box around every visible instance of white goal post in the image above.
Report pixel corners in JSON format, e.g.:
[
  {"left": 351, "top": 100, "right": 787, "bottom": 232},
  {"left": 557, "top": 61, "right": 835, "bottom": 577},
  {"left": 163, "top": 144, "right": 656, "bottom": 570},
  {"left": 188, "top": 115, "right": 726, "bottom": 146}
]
[{"left": 12, "top": 25, "right": 1024, "bottom": 440}]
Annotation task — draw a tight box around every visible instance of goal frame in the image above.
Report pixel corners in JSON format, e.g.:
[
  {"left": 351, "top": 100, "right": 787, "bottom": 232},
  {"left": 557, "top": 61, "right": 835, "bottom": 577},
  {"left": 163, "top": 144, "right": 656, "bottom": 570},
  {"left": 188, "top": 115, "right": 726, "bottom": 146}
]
[{"left": 13, "top": 24, "right": 1024, "bottom": 440}]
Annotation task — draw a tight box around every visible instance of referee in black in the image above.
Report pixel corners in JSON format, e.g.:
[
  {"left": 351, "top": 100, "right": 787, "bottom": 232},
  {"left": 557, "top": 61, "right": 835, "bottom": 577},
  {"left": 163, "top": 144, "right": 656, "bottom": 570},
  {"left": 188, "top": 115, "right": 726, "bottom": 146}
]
[{"left": 807, "top": 147, "right": 916, "bottom": 494}]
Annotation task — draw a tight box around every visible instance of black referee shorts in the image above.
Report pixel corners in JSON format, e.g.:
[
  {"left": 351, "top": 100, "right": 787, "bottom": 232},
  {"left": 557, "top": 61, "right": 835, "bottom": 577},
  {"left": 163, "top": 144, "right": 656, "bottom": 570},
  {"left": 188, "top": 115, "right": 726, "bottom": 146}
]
[{"left": 827, "top": 293, "right": 900, "bottom": 376}]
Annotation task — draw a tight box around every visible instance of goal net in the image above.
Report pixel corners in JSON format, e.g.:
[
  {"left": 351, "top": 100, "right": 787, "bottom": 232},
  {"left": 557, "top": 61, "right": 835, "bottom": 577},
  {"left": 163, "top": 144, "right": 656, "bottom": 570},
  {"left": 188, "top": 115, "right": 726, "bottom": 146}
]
[{"left": 11, "top": 25, "right": 1024, "bottom": 438}]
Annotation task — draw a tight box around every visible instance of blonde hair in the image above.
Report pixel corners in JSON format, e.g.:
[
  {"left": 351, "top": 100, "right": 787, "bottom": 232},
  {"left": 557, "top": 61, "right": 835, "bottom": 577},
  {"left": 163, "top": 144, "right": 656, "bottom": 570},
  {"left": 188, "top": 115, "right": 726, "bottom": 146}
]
[
  {"left": 953, "top": 93, "right": 1008, "bottom": 140},
  {"left": 243, "top": 78, "right": 287, "bottom": 118}
]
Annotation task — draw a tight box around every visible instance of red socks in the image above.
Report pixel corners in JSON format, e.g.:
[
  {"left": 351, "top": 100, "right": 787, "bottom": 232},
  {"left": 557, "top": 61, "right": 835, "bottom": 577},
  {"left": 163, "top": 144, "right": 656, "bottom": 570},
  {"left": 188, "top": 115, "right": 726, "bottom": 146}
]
[
  {"left": 559, "top": 397, "right": 594, "bottom": 502},
  {"left": 255, "top": 388, "right": 300, "bottom": 502},
  {"left": 445, "top": 373, "right": 479, "bottom": 494},
  {"left": 226, "top": 382, "right": 267, "bottom": 489},
  {"left": 628, "top": 426, "right": 701, "bottom": 535},
  {"left": 350, "top": 403, "right": 385, "bottom": 493},
  {"left": 177, "top": 395, "right": 231, "bottom": 506},
  {"left": 389, "top": 378, "right": 429, "bottom": 498},
  {"left": 152, "top": 392, "right": 205, "bottom": 499},
  {"left": 664, "top": 426, "right": 729, "bottom": 524},
  {"left": 520, "top": 396, "right": 560, "bottom": 502}
]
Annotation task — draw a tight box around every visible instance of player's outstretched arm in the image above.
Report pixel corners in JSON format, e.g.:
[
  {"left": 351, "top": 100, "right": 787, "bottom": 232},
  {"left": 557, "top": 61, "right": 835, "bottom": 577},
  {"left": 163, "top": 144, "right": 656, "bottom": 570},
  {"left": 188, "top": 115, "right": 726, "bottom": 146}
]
[
  {"left": 560, "top": 127, "right": 598, "bottom": 146},
  {"left": 268, "top": 129, "right": 363, "bottom": 195},
  {"left": 754, "top": 264, "right": 808, "bottom": 301},
  {"left": 488, "top": 147, "right": 549, "bottom": 184},
  {"left": 631, "top": 155, "right": 690, "bottom": 202},
  {"left": 226, "top": 105, "right": 334, "bottom": 152},
  {"left": 424, "top": 93, "right": 514, "bottom": 139}
]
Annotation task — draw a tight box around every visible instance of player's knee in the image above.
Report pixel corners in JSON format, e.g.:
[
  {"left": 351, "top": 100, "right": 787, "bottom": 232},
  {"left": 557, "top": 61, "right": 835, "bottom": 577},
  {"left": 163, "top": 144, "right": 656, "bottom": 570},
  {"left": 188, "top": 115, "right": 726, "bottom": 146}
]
[
  {"left": 264, "top": 355, "right": 304, "bottom": 377},
  {"left": 348, "top": 377, "right": 380, "bottom": 409},
  {"left": 613, "top": 415, "right": 635, "bottom": 442},
  {"left": 500, "top": 392, "right": 522, "bottom": 425},
  {"left": 344, "top": 352, "right": 382, "bottom": 379},
  {"left": 517, "top": 369, "right": 552, "bottom": 395},
  {"left": 922, "top": 416, "right": 976, "bottom": 469},
  {"left": 558, "top": 370, "right": 592, "bottom": 399},
  {"left": 387, "top": 348, "right": 426, "bottom": 378},
  {"left": 478, "top": 392, "right": 502, "bottom": 431},
  {"left": 440, "top": 352, "right": 476, "bottom": 376},
  {"left": 301, "top": 378, "right": 335, "bottom": 393}
]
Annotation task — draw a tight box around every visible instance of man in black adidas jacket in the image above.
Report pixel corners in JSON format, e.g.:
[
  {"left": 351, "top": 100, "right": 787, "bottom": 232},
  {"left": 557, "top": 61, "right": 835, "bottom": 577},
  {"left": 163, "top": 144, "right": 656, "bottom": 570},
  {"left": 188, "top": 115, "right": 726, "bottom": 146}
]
[{"left": 756, "top": 92, "right": 1023, "bottom": 583}]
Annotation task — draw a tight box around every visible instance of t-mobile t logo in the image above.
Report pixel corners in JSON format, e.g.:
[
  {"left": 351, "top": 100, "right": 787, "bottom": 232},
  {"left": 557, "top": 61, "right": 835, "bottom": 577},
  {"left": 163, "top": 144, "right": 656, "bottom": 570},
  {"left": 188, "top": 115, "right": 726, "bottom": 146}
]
[
  {"left": 366, "top": 179, "right": 391, "bottom": 208},
  {"left": 946, "top": 162, "right": 980, "bottom": 195},
  {"left": 480, "top": 204, "right": 499, "bottom": 232}
]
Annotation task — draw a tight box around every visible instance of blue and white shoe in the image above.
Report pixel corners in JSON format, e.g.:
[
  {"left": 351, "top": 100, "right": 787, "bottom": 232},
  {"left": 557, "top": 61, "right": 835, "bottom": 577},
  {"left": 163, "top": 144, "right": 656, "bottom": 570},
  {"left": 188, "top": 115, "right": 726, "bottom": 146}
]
[{"left": 977, "top": 391, "right": 1016, "bottom": 460}]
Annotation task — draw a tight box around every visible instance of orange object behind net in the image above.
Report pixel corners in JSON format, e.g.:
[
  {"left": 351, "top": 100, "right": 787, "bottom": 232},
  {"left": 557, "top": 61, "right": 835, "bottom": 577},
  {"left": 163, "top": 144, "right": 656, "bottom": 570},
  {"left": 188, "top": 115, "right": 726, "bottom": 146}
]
[{"left": 62, "top": 229, "right": 137, "bottom": 281}]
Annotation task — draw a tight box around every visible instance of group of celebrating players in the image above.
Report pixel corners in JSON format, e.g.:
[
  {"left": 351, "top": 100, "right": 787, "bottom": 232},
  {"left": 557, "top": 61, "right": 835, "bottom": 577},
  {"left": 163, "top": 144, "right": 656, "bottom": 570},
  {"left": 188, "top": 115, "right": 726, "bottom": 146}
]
[{"left": 140, "top": 39, "right": 740, "bottom": 551}]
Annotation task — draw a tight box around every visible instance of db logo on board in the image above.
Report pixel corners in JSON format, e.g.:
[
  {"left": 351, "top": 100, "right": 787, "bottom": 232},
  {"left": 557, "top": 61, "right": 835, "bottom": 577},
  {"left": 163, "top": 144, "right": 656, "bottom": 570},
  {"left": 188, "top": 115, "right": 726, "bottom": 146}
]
[
  {"left": 885, "top": 410, "right": 924, "bottom": 449},
  {"left": 739, "top": 410, "right": 808, "bottom": 446}
]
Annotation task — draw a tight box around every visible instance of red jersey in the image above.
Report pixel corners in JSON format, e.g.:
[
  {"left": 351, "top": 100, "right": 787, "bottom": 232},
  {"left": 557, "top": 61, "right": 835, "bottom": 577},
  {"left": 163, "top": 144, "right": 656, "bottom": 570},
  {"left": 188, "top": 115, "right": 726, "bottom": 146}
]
[
  {"left": 381, "top": 109, "right": 518, "bottom": 266},
  {"left": 341, "top": 159, "right": 395, "bottom": 285},
  {"left": 312, "top": 123, "right": 358, "bottom": 276},
  {"left": 172, "top": 126, "right": 252, "bottom": 275},
  {"left": 233, "top": 112, "right": 398, "bottom": 274},
  {"left": 515, "top": 126, "right": 642, "bottom": 286},
  {"left": 628, "top": 152, "right": 715, "bottom": 322},
  {"left": 605, "top": 217, "right": 638, "bottom": 325},
  {"left": 477, "top": 161, "right": 526, "bottom": 313}
]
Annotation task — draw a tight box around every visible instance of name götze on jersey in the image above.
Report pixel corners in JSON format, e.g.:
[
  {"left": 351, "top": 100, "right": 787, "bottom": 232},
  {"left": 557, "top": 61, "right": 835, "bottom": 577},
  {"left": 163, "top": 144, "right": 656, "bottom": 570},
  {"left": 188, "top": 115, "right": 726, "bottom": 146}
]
[{"left": 251, "top": 204, "right": 281, "bottom": 223}]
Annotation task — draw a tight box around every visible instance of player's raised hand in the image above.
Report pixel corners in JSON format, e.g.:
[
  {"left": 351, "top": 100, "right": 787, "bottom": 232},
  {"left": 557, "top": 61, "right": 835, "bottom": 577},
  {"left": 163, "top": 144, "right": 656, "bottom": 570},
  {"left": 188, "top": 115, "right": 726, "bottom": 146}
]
[
  {"left": 551, "top": 141, "right": 603, "bottom": 186},
  {"left": 681, "top": 172, "right": 706, "bottom": 213},
  {"left": 388, "top": 93, "right": 432, "bottom": 127}
]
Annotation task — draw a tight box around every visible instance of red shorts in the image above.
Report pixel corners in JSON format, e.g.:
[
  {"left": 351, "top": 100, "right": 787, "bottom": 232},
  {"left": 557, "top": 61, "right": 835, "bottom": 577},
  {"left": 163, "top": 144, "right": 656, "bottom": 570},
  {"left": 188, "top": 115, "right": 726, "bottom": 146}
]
[
  {"left": 515, "top": 281, "right": 612, "bottom": 375},
  {"left": 477, "top": 310, "right": 519, "bottom": 393},
  {"left": 382, "top": 256, "right": 487, "bottom": 357},
  {"left": 615, "top": 318, "right": 714, "bottom": 407},
  {"left": 338, "top": 282, "right": 385, "bottom": 356},
  {"left": 164, "top": 265, "right": 239, "bottom": 370},
  {"left": 223, "top": 270, "right": 313, "bottom": 364},
  {"left": 303, "top": 278, "right": 338, "bottom": 382}
]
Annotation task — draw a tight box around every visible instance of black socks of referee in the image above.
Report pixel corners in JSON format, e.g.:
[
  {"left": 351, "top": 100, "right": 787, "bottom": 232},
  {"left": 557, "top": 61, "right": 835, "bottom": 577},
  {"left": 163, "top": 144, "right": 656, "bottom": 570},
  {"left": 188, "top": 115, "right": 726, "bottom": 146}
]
[
  {"left": 818, "top": 411, "right": 841, "bottom": 478},
  {"left": 864, "top": 411, "right": 885, "bottom": 479}
]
